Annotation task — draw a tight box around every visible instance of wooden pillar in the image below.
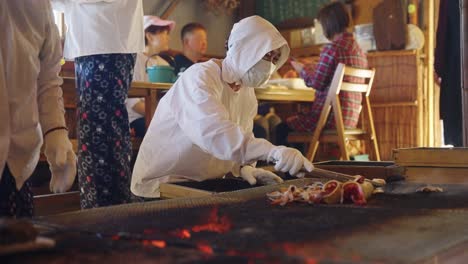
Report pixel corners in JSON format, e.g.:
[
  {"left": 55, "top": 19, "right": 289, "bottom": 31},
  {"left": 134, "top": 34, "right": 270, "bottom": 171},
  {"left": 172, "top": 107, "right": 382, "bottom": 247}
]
[
  {"left": 425, "top": 0, "right": 435, "bottom": 146},
  {"left": 408, "top": 0, "right": 419, "bottom": 24},
  {"left": 462, "top": 0, "right": 468, "bottom": 146}
]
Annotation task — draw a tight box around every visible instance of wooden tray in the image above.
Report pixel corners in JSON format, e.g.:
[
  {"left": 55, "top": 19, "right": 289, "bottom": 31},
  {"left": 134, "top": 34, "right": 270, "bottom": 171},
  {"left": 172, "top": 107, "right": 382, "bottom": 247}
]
[
  {"left": 0, "top": 236, "right": 55, "bottom": 256},
  {"left": 393, "top": 148, "right": 468, "bottom": 168},
  {"left": 393, "top": 148, "right": 468, "bottom": 184},
  {"left": 313, "top": 161, "right": 403, "bottom": 180},
  {"left": 160, "top": 178, "right": 254, "bottom": 199}
]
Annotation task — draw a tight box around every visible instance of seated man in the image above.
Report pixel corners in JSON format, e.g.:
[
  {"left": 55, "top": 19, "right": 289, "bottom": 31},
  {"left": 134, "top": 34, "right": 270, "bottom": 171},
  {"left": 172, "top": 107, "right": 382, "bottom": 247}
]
[
  {"left": 131, "top": 16, "right": 313, "bottom": 199},
  {"left": 174, "top": 22, "right": 208, "bottom": 75}
]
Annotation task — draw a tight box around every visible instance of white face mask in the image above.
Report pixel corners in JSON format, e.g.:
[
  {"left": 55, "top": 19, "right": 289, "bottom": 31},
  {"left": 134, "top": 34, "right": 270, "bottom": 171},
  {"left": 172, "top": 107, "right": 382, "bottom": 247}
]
[{"left": 241, "top": 59, "right": 276, "bottom": 87}]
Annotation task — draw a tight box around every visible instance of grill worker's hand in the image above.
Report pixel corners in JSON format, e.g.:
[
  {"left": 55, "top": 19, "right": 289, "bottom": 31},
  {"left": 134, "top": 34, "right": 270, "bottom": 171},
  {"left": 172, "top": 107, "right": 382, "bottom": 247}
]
[
  {"left": 267, "top": 146, "right": 314, "bottom": 176},
  {"left": 44, "top": 129, "right": 77, "bottom": 193},
  {"left": 240, "top": 166, "right": 283, "bottom": 185}
]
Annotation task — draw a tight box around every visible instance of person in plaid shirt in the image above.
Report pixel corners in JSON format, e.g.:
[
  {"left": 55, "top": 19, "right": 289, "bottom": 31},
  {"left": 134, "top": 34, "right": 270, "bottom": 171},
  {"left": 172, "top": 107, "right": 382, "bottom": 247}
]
[{"left": 276, "top": 2, "right": 368, "bottom": 147}]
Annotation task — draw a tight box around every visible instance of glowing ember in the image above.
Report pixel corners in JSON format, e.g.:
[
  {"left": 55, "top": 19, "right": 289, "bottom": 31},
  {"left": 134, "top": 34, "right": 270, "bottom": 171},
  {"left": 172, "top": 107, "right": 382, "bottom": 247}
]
[
  {"left": 142, "top": 240, "right": 166, "bottom": 248},
  {"left": 197, "top": 242, "right": 214, "bottom": 255},
  {"left": 171, "top": 229, "right": 192, "bottom": 239},
  {"left": 191, "top": 207, "right": 231, "bottom": 233}
]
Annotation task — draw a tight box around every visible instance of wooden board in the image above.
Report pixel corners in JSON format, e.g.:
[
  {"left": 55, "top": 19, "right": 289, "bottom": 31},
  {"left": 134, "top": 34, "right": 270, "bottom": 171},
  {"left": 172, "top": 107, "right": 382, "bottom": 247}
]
[
  {"left": 403, "top": 167, "right": 468, "bottom": 184},
  {"left": 0, "top": 237, "right": 55, "bottom": 256},
  {"left": 160, "top": 178, "right": 254, "bottom": 199},
  {"left": 393, "top": 148, "right": 468, "bottom": 168}
]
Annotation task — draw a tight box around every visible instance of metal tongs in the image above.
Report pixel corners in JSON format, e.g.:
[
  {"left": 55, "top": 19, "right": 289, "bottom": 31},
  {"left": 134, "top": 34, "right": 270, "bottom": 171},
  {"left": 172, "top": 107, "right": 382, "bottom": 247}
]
[{"left": 299, "top": 167, "right": 386, "bottom": 187}]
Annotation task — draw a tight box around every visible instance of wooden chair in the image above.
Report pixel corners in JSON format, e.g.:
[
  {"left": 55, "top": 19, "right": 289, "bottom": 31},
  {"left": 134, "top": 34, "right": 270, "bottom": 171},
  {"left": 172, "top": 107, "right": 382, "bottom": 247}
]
[{"left": 287, "top": 63, "right": 380, "bottom": 161}]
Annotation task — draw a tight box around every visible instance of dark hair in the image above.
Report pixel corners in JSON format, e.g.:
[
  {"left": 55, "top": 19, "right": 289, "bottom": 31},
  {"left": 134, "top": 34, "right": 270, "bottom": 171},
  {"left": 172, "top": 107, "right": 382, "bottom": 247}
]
[
  {"left": 180, "top": 22, "right": 206, "bottom": 41},
  {"left": 317, "top": 1, "right": 350, "bottom": 40},
  {"left": 145, "top": 25, "right": 170, "bottom": 46}
]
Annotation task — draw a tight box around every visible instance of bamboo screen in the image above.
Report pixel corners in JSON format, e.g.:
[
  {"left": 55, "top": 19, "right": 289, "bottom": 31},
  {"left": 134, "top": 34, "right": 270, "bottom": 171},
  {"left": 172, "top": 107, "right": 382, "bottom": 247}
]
[{"left": 368, "top": 50, "right": 422, "bottom": 160}]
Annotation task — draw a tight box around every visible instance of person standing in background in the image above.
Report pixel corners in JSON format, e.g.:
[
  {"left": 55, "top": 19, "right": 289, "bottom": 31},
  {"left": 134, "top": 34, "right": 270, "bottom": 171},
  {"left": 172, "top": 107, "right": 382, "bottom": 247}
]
[
  {"left": 0, "top": 1, "right": 76, "bottom": 217},
  {"left": 127, "top": 16, "right": 176, "bottom": 138},
  {"left": 435, "top": 0, "right": 462, "bottom": 147},
  {"left": 127, "top": 16, "right": 175, "bottom": 201},
  {"left": 132, "top": 16, "right": 176, "bottom": 82},
  {"left": 174, "top": 23, "right": 208, "bottom": 75},
  {"left": 51, "top": 0, "right": 144, "bottom": 209}
]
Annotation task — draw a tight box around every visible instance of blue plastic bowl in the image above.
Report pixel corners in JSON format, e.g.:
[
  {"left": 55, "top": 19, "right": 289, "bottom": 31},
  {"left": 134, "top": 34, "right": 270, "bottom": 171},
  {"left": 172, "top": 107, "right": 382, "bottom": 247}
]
[{"left": 146, "top": 65, "right": 176, "bottom": 83}]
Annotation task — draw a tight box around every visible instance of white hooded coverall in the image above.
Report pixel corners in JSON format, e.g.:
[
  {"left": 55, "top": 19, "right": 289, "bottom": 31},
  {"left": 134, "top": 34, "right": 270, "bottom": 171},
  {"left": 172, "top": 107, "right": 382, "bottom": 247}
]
[{"left": 131, "top": 16, "right": 290, "bottom": 198}]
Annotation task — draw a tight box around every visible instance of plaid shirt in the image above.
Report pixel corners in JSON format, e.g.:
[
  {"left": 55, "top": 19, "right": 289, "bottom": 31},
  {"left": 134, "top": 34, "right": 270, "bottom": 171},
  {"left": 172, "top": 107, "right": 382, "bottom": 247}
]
[{"left": 287, "top": 32, "right": 368, "bottom": 132}]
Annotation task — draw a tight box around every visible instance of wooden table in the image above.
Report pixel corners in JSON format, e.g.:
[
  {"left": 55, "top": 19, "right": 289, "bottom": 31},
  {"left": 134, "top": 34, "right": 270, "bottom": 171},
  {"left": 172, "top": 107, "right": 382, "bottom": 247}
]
[
  {"left": 133, "top": 83, "right": 316, "bottom": 126},
  {"left": 62, "top": 78, "right": 315, "bottom": 129},
  {"left": 255, "top": 87, "right": 315, "bottom": 102},
  {"left": 129, "top": 81, "right": 172, "bottom": 127}
]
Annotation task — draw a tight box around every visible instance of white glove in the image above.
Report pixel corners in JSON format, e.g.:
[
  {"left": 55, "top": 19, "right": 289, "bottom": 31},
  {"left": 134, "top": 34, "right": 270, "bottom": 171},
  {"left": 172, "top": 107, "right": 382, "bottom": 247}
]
[
  {"left": 267, "top": 146, "right": 314, "bottom": 176},
  {"left": 44, "top": 129, "right": 77, "bottom": 193},
  {"left": 240, "top": 166, "right": 284, "bottom": 186}
]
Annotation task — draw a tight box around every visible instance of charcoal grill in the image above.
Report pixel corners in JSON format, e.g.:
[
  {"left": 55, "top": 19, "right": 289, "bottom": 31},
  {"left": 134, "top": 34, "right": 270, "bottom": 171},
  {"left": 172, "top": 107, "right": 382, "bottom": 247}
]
[{"left": 5, "top": 179, "right": 468, "bottom": 264}]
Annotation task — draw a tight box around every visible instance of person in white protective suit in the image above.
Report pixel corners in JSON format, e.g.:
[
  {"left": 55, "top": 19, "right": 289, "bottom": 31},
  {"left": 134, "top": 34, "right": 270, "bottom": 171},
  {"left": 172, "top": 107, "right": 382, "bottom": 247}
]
[
  {"left": 131, "top": 15, "right": 313, "bottom": 198},
  {"left": 0, "top": 1, "right": 77, "bottom": 217}
]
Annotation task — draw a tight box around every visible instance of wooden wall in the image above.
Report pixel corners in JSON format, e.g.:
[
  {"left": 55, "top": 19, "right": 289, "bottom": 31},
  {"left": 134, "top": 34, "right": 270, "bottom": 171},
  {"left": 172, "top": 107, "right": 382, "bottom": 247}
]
[
  {"left": 368, "top": 50, "right": 424, "bottom": 160},
  {"left": 353, "top": 0, "right": 383, "bottom": 25}
]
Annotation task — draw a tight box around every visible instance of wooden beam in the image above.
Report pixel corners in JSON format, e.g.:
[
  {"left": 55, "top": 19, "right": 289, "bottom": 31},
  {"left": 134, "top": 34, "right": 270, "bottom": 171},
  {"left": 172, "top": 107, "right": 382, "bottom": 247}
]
[
  {"left": 425, "top": 0, "right": 436, "bottom": 146},
  {"left": 161, "top": 0, "right": 180, "bottom": 20},
  {"left": 462, "top": 0, "right": 468, "bottom": 146},
  {"left": 34, "top": 191, "right": 81, "bottom": 216}
]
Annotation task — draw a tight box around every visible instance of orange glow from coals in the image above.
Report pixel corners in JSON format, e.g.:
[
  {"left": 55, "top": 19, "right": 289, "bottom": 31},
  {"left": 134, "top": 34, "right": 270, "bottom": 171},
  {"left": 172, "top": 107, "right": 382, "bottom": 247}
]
[
  {"left": 172, "top": 229, "right": 192, "bottom": 239},
  {"left": 142, "top": 239, "right": 166, "bottom": 248},
  {"left": 197, "top": 242, "right": 214, "bottom": 255},
  {"left": 191, "top": 207, "right": 232, "bottom": 234},
  {"left": 279, "top": 242, "right": 364, "bottom": 263}
]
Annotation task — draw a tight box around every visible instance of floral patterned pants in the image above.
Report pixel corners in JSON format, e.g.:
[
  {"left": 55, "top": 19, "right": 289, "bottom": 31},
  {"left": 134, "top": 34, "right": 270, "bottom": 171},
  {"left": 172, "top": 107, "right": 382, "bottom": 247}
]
[
  {"left": 0, "top": 166, "right": 33, "bottom": 218},
  {"left": 75, "top": 54, "right": 136, "bottom": 209}
]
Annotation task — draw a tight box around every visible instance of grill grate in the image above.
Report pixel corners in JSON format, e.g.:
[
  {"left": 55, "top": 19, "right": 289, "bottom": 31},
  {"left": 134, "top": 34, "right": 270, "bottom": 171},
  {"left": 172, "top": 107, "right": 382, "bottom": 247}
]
[{"left": 9, "top": 180, "right": 468, "bottom": 263}]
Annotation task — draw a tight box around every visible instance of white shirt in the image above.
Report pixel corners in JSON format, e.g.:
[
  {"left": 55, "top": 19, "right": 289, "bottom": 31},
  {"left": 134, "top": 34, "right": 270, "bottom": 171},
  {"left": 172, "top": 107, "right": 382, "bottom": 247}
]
[
  {"left": 127, "top": 53, "right": 170, "bottom": 123},
  {"left": 51, "top": 0, "right": 144, "bottom": 59},
  {"left": 131, "top": 16, "right": 290, "bottom": 198},
  {"left": 0, "top": 1, "right": 66, "bottom": 188}
]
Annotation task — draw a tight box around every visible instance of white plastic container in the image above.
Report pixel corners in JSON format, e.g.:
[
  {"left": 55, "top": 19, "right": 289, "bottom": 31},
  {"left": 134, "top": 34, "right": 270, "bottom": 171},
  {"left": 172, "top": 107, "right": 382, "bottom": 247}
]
[{"left": 354, "top": 23, "right": 376, "bottom": 53}]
